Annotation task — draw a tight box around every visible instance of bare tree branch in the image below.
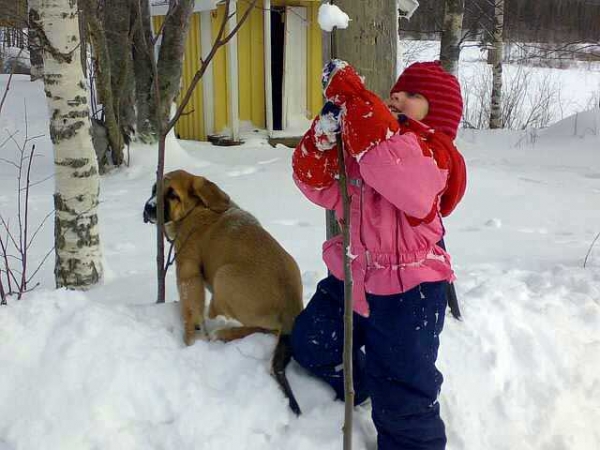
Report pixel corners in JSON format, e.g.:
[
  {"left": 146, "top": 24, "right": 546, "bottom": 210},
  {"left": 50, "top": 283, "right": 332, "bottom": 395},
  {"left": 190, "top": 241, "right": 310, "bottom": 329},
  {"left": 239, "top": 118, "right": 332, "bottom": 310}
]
[
  {"left": 584, "top": 232, "right": 600, "bottom": 268},
  {"left": 167, "top": 0, "right": 258, "bottom": 132},
  {"left": 0, "top": 49, "right": 23, "bottom": 117}
]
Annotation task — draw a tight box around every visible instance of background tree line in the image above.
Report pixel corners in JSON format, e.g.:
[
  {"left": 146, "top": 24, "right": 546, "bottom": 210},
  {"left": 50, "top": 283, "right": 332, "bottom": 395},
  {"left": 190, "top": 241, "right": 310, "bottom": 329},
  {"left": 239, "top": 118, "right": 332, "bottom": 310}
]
[{"left": 401, "top": 0, "right": 600, "bottom": 44}]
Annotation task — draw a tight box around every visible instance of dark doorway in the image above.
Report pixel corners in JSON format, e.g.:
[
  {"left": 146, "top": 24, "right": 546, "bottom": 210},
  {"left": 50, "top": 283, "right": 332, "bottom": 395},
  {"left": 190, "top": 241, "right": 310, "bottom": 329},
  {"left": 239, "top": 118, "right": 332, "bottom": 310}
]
[{"left": 271, "top": 8, "right": 285, "bottom": 130}]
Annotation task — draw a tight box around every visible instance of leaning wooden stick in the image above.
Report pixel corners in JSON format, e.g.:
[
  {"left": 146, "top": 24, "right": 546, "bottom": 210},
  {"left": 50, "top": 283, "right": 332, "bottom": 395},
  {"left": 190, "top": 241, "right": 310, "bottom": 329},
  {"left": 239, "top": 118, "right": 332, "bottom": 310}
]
[
  {"left": 336, "top": 131, "right": 355, "bottom": 450},
  {"left": 330, "top": 27, "right": 354, "bottom": 450}
]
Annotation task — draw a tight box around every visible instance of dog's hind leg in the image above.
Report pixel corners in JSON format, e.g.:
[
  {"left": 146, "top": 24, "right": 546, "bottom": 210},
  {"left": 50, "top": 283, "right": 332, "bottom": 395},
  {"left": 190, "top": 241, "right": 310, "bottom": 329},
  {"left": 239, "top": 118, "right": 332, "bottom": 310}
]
[
  {"left": 177, "top": 263, "right": 206, "bottom": 346},
  {"left": 272, "top": 334, "right": 302, "bottom": 415}
]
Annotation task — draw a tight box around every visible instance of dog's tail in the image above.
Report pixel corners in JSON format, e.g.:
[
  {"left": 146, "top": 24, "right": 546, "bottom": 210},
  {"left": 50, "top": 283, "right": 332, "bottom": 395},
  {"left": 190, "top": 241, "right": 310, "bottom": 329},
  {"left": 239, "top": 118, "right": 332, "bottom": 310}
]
[{"left": 272, "top": 334, "right": 302, "bottom": 415}]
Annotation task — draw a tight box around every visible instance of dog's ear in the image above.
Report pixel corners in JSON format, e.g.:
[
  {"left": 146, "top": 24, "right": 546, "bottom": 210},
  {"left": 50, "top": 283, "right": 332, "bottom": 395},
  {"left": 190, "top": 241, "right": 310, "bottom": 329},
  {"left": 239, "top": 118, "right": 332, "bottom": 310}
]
[{"left": 191, "top": 177, "right": 230, "bottom": 213}]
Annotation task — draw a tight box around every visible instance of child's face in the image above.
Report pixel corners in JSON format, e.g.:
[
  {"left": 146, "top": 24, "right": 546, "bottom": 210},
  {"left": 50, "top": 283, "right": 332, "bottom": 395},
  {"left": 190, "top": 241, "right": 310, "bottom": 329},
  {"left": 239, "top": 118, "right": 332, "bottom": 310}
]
[{"left": 386, "top": 91, "right": 429, "bottom": 121}]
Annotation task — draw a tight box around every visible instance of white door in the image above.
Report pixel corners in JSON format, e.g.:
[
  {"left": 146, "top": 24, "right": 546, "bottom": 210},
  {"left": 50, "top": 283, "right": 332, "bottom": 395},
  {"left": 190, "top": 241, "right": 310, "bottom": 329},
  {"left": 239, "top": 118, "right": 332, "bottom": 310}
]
[{"left": 282, "top": 6, "right": 308, "bottom": 130}]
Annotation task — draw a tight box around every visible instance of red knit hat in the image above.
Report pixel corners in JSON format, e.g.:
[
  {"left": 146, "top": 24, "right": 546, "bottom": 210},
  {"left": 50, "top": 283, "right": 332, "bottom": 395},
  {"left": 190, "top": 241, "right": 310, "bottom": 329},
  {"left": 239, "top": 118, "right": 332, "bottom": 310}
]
[{"left": 390, "top": 61, "right": 463, "bottom": 139}]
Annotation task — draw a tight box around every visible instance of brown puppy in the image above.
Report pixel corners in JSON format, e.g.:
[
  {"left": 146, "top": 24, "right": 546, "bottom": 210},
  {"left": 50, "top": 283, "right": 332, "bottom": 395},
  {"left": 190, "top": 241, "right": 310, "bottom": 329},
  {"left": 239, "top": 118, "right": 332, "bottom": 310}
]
[{"left": 143, "top": 170, "right": 303, "bottom": 414}]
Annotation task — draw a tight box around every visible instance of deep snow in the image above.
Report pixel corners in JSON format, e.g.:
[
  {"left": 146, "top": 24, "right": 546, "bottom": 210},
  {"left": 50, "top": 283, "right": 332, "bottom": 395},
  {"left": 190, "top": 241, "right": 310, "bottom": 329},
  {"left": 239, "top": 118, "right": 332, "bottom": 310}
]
[{"left": 1, "top": 66, "right": 599, "bottom": 450}]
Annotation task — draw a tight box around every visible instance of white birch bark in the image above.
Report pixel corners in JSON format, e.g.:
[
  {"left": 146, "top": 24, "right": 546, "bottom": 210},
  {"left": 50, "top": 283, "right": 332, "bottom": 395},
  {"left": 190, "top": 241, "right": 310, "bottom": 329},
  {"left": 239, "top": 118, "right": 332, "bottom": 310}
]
[
  {"left": 489, "top": 0, "right": 505, "bottom": 129},
  {"left": 32, "top": 0, "right": 103, "bottom": 289},
  {"left": 439, "top": 0, "right": 465, "bottom": 77}
]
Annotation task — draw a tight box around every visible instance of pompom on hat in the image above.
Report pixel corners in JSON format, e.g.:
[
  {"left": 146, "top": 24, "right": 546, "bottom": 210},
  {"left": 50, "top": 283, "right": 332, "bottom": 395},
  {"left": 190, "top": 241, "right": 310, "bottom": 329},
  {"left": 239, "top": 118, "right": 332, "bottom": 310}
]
[{"left": 390, "top": 61, "right": 463, "bottom": 139}]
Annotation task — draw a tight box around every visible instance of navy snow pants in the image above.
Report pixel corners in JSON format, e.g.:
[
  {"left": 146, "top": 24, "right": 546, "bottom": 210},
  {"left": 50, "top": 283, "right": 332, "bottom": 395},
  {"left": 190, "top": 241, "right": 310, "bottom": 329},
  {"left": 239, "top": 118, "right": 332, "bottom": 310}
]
[{"left": 291, "top": 275, "right": 448, "bottom": 450}]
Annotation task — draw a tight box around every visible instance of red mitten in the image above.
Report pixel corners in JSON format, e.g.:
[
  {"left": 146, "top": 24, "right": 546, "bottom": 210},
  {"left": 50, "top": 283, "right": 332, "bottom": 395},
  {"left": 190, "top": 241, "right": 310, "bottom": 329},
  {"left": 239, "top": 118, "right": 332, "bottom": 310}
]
[
  {"left": 324, "top": 63, "right": 400, "bottom": 158},
  {"left": 292, "top": 116, "right": 340, "bottom": 189},
  {"left": 341, "top": 93, "right": 400, "bottom": 158},
  {"left": 323, "top": 62, "right": 363, "bottom": 106}
]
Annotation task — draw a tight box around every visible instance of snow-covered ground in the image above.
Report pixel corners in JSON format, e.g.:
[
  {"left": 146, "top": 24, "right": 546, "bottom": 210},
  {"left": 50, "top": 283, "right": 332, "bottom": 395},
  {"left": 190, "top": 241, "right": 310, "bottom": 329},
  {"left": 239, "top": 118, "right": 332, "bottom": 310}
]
[{"left": 1, "top": 64, "right": 600, "bottom": 450}]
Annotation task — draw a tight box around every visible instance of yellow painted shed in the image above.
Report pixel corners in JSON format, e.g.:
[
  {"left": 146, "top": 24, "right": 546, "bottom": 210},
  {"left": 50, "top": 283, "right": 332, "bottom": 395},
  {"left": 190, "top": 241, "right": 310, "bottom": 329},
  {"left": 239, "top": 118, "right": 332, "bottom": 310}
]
[{"left": 151, "top": 0, "right": 324, "bottom": 142}]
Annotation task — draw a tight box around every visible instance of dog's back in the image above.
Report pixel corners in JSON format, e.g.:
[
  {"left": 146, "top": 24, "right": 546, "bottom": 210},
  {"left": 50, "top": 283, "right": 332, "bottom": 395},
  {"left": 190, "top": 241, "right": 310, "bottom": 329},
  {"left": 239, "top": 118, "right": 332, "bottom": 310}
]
[{"left": 192, "top": 206, "right": 302, "bottom": 332}]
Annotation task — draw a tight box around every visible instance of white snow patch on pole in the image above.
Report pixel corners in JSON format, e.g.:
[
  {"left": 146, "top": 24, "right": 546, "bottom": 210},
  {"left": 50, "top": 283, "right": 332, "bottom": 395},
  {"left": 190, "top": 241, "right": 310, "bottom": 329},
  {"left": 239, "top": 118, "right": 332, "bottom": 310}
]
[{"left": 318, "top": 3, "right": 350, "bottom": 32}]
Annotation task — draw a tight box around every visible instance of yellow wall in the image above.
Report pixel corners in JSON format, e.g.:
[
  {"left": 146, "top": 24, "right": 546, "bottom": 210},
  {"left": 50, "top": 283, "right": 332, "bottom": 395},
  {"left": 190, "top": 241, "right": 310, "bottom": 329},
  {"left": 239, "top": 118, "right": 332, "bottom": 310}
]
[
  {"left": 179, "top": 13, "right": 205, "bottom": 140},
  {"left": 237, "top": 4, "right": 266, "bottom": 129},
  {"left": 154, "top": 0, "right": 322, "bottom": 141},
  {"left": 210, "top": 8, "right": 229, "bottom": 135},
  {"left": 307, "top": 3, "right": 324, "bottom": 118}
]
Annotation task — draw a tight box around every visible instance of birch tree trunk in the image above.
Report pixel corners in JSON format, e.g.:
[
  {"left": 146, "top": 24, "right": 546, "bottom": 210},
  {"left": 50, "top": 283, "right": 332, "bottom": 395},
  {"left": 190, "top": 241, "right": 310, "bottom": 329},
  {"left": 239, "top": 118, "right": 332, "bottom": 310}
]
[
  {"left": 489, "top": 0, "right": 505, "bottom": 129},
  {"left": 439, "top": 0, "right": 465, "bottom": 77},
  {"left": 32, "top": 0, "right": 103, "bottom": 289}
]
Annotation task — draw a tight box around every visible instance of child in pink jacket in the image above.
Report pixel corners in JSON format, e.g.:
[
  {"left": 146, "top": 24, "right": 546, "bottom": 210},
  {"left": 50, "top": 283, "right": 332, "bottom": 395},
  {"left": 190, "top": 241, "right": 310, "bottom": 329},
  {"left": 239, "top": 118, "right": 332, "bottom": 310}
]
[{"left": 291, "top": 60, "right": 466, "bottom": 450}]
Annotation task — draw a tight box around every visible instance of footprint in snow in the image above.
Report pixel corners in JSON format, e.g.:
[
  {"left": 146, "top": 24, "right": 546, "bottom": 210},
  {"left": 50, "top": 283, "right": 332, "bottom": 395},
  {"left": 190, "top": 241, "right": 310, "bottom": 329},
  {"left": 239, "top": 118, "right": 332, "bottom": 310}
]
[
  {"left": 257, "top": 158, "right": 280, "bottom": 165},
  {"left": 272, "top": 219, "right": 311, "bottom": 227},
  {"left": 226, "top": 166, "right": 261, "bottom": 177},
  {"left": 105, "top": 242, "right": 136, "bottom": 255},
  {"left": 583, "top": 173, "right": 600, "bottom": 179},
  {"left": 519, "top": 177, "right": 544, "bottom": 184},
  {"left": 485, "top": 218, "right": 502, "bottom": 228},
  {"left": 106, "top": 189, "right": 129, "bottom": 196},
  {"left": 555, "top": 231, "right": 574, "bottom": 236},
  {"left": 518, "top": 227, "right": 548, "bottom": 234}
]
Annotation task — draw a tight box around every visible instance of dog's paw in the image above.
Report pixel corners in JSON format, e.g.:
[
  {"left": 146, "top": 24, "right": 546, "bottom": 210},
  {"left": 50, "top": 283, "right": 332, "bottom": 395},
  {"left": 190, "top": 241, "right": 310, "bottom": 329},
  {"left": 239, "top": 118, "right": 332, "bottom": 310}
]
[
  {"left": 199, "top": 322, "right": 210, "bottom": 338},
  {"left": 183, "top": 331, "right": 196, "bottom": 346},
  {"left": 196, "top": 330, "right": 210, "bottom": 342},
  {"left": 183, "top": 324, "right": 209, "bottom": 346}
]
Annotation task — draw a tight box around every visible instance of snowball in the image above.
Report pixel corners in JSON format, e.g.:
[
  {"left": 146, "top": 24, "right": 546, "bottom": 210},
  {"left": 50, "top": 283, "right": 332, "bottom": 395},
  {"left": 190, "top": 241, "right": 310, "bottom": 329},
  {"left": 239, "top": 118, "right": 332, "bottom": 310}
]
[{"left": 318, "top": 4, "right": 350, "bottom": 32}]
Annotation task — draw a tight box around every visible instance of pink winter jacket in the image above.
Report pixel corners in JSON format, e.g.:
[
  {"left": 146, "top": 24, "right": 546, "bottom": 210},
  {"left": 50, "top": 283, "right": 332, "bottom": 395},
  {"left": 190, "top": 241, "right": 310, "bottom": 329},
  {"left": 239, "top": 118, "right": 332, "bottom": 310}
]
[{"left": 294, "top": 130, "right": 455, "bottom": 317}]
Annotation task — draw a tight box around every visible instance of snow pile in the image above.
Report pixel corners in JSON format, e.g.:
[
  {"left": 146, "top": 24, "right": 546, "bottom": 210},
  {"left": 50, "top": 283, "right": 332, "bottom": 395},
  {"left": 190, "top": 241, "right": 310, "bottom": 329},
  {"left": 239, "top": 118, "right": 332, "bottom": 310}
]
[
  {"left": 0, "top": 289, "right": 377, "bottom": 449},
  {"left": 540, "top": 108, "right": 600, "bottom": 138}
]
